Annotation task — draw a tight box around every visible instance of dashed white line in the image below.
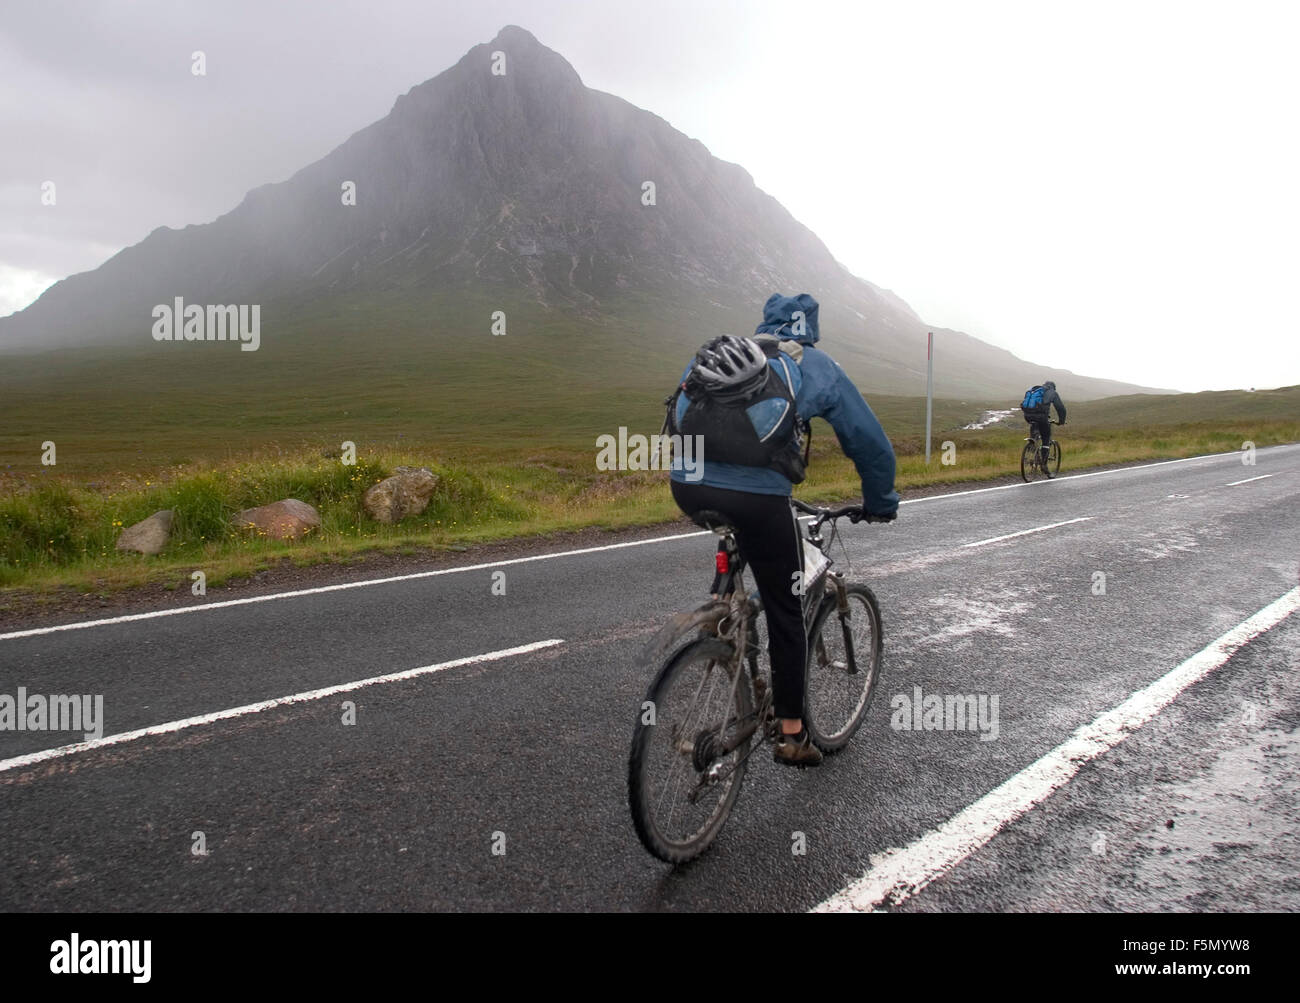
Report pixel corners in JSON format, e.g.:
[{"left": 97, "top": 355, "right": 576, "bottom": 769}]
[
  {"left": 812, "top": 586, "right": 1300, "bottom": 913},
  {"left": 0, "top": 638, "right": 564, "bottom": 776},
  {"left": 898, "top": 446, "right": 1280, "bottom": 506},
  {"left": 961, "top": 517, "right": 1092, "bottom": 549},
  {"left": 1225, "top": 474, "right": 1273, "bottom": 486}
]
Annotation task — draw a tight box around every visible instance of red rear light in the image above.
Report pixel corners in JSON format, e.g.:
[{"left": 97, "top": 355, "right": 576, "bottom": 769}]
[{"left": 715, "top": 551, "right": 729, "bottom": 574}]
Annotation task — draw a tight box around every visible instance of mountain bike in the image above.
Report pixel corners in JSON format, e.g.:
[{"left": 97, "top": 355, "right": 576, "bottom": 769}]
[
  {"left": 627, "top": 499, "right": 884, "bottom": 864},
  {"left": 1020, "top": 418, "right": 1061, "bottom": 482}
]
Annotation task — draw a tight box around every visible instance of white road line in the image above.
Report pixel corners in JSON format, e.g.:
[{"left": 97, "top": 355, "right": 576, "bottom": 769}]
[
  {"left": 898, "top": 446, "right": 1270, "bottom": 506},
  {"left": 0, "top": 534, "right": 705, "bottom": 641},
  {"left": 962, "top": 517, "right": 1092, "bottom": 549},
  {"left": 2, "top": 444, "right": 1291, "bottom": 642},
  {"left": 0, "top": 638, "right": 564, "bottom": 776},
  {"left": 812, "top": 586, "right": 1300, "bottom": 913},
  {"left": 1226, "top": 474, "right": 1274, "bottom": 486}
]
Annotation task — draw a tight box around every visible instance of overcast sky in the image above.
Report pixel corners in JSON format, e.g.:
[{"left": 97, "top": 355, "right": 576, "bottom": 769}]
[{"left": 2, "top": 0, "right": 1297, "bottom": 391}]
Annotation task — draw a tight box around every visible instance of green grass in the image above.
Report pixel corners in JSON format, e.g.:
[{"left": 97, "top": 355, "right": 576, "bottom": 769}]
[
  {"left": 9, "top": 283, "right": 1271, "bottom": 480},
  {"left": 3, "top": 408, "right": 1297, "bottom": 595},
  {"left": 2, "top": 299, "right": 1297, "bottom": 597}
]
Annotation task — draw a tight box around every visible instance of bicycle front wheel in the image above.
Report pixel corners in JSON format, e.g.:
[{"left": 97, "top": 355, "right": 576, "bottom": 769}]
[
  {"left": 1020, "top": 440, "right": 1039, "bottom": 482},
  {"left": 804, "top": 583, "right": 884, "bottom": 754},
  {"left": 628, "top": 638, "right": 754, "bottom": 863},
  {"left": 1047, "top": 440, "right": 1061, "bottom": 478}
]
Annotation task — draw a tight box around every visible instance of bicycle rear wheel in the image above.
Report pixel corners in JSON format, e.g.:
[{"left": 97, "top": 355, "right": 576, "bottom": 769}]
[
  {"left": 1020, "top": 440, "right": 1039, "bottom": 482},
  {"left": 628, "top": 638, "right": 754, "bottom": 863},
  {"left": 804, "top": 583, "right": 884, "bottom": 754}
]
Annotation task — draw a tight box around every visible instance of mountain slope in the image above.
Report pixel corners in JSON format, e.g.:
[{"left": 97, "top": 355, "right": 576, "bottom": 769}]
[{"left": 0, "top": 25, "right": 1165, "bottom": 400}]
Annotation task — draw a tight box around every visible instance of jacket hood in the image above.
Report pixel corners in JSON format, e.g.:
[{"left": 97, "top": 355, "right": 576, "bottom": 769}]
[{"left": 755, "top": 293, "right": 820, "bottom": 345}]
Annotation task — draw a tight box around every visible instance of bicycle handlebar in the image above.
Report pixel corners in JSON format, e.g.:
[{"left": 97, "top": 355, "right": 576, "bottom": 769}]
[{"left": 790, "top": 499, "right": 859, "bottom": 520}]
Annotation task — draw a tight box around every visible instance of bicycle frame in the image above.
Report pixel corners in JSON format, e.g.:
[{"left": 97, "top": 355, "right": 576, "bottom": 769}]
[
  {"left": 697, "top": 506, "right": 855, "bottom": 764},
  {"left": 628, "top": 498, "right": 883, "bottom": 861},
  {"left": 1023, "top": 418, "right": 1060, "bottom": 473}
]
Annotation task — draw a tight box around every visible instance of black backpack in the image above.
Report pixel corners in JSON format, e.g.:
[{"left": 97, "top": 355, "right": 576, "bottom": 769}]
[{"left": 664, "top": 340, "right": 810, "bottom": 482}]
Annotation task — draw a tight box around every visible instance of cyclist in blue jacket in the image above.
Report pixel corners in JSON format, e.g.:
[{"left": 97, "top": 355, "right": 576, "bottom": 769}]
[{"left": 669, "top": 292, "right": 898, "bottom": 767}]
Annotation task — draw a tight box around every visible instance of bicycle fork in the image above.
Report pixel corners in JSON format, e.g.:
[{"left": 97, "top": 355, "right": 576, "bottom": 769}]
[{"left": 825, "top": 572, "right": 859, "bottom": 675}]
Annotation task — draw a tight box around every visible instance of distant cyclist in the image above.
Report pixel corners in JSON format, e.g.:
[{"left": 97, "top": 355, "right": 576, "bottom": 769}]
[
  {"left": 1021, "top": 380, "right": 1067, "bottom": 468},
  {"left": 667, "top": 293, "right": 898, "bottom": 768}
]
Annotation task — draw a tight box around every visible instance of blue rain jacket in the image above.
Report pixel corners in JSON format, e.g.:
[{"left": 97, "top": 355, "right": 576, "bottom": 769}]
[{"left": 669, "top": 293, "right": 900, "bottom": 515}]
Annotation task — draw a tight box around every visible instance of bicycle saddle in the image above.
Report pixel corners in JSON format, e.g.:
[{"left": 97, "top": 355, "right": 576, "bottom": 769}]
[{"left": 690, "top": 509, "right": 735, "bottom": 534}]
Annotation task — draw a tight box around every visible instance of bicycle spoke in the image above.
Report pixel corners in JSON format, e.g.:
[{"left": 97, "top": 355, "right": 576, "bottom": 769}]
[
  {"left": 631, "top": 641, "right": 752, "bottom": 862},
  {"left": 805, "top": 585, "right": 883, "bottom": 752},
  {"left": 655, "top": 661, "right": 715, "bottom": 826}
]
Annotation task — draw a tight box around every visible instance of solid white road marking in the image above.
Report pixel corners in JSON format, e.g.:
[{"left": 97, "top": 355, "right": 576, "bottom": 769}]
[
  {"left": 2, "top": 444, "right": 1293, "bottom": 642},
  {"left": 962, "top": 517, "right": 1092, "bottom": 549},
  {"left": 1226, "top": 474, "right": 1274, "bottom": 486},
  {"left": 0, "top": 638, "right": 564, "bottom": 776},
  {"left": 0, "top": 533, "right": 705, "bottom": 640},
  {"left": 812, "top": 587, "right": 1300, "bottom": 913}
]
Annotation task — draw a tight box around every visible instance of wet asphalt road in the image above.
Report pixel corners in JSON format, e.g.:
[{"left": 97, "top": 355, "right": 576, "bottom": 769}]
[{"left": 1, "top": 444, "right": 1297, "bottom": 911}]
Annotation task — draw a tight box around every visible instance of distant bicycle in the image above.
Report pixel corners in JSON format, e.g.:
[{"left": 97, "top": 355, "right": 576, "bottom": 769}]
[
  {"left": 1021, "top": 418, "right": 1061, "bottom": 481},
  {"left": 627, "top": 499, "right": 884, "bottom": 864}
]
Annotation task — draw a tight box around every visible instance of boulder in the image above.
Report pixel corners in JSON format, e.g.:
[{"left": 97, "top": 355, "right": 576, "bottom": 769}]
[
  {"left": 363, "top": 466, "right": 439, "bottom": 524},
  {"left": 232, "top": 498, "right": 321, "bottom": 540},
  {"left": 116, "top": 509, "right": 174, "bottom": 555}
]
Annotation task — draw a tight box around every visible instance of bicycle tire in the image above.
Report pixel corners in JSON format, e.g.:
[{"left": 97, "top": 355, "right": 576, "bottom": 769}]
[
  {"left": 1047, "top": 439, "right": 1061, "bottom": 478},
  {"left": 628, "top": 638, "right": 754, "bottom": 863},
  {"left": 804, "top": 583, "right": 884, "bottom": 754},
  {"left": 1020, "top": 440, "right": 1039, "bottom": 482}
]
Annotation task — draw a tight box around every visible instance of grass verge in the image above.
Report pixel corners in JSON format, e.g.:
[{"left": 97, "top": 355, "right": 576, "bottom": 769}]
[{"left": 2, "top": 417, "right": 1296, "bottom": 596}]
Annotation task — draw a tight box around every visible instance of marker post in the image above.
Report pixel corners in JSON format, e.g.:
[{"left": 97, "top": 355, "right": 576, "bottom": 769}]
[{"left": 925, "top": 331, "right": 933, "bottom": 464}]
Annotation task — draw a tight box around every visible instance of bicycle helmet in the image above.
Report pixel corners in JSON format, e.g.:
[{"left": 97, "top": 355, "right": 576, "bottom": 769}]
[{"left": 692, "top": 335, "right": 767, "bottom": 396}]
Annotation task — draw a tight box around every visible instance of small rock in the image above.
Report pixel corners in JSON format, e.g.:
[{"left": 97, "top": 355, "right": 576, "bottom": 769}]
[
  {"left": 116, "top": 510, "right": 174, "bottom": 555},
  {"left": 363, "top": 466, "right": 439, "bottom": 524},
  {"left": 232, "top": 499, "right": 321, "bottom": 540}
]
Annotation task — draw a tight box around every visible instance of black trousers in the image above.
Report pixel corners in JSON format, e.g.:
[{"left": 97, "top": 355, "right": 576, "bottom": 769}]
[
  {"left": 670, "top": 480, "right": 808, "bottom": 720},
  {"left": 1027, "top": 415, "right": 1052, "bottom": 457}
]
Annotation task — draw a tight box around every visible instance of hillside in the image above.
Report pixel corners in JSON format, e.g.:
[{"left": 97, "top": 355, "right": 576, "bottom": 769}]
[{"left": 1, "top": 25, "right": 1165, "bottom": 409}]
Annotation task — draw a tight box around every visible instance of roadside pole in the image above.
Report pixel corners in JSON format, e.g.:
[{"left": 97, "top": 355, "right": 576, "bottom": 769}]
[{"left": 925, "top": 331, "right": 933, "bottom": 464}]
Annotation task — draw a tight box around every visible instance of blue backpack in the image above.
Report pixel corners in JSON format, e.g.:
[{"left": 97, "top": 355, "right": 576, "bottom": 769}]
[{"left": 1021, "top": 385, "right": 1047, "bottom": 410}]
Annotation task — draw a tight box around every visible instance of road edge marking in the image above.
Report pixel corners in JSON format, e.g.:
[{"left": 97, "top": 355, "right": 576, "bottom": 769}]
[
  {"left": 0, "top": 533, "right": 705, "bottom": 640},
  {"left": 812, "top": 586, "right": 1300, "bottom": 913},
  {"left": 3, "top": 444, "right": 1291, "bottom": 641}
]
